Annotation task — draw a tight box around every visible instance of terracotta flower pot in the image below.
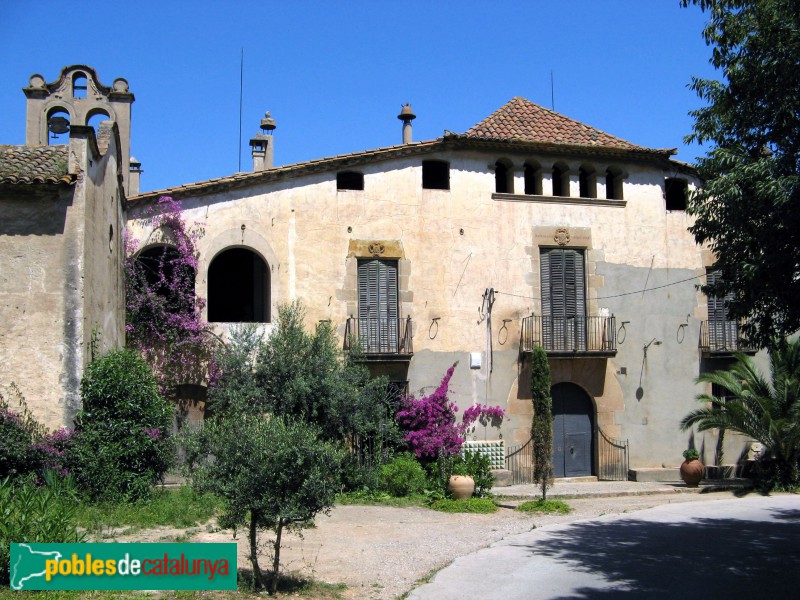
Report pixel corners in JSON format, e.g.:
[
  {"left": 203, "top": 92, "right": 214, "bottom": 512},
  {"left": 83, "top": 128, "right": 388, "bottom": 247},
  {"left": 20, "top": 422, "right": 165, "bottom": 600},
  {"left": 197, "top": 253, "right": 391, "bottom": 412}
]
[
  {"left": 680, "top": 458, "right": 705, "bottom": 487},
  {"left": 447, "top": 475, "right": 475, "bottom": 499}
]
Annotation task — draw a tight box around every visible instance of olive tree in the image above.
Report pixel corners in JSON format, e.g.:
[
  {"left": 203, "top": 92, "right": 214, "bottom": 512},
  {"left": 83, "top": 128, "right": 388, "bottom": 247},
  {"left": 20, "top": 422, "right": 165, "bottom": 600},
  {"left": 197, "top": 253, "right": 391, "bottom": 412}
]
[{"left": 186, "top": 415, "right": 343, "bottom": 594}]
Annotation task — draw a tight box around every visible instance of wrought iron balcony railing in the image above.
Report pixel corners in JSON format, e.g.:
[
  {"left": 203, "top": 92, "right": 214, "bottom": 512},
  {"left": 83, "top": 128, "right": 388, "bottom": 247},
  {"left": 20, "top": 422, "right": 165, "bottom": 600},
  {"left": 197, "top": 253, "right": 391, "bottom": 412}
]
[
  {"left": 699, "top": 320, "right": 755, "bottom": 354},
  {"left": 344, "top": 316, "right": 413, "bottom": 359},
  {"left": 520, "top": 315, "right": 617, "bottom": 356}
]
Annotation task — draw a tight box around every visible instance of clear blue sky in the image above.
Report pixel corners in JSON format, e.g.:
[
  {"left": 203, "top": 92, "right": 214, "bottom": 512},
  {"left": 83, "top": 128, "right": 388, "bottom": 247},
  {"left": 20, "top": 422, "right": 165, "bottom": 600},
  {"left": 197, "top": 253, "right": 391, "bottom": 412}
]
[{"left": 0, "top": 1, "right": 716, "bottom": 193}]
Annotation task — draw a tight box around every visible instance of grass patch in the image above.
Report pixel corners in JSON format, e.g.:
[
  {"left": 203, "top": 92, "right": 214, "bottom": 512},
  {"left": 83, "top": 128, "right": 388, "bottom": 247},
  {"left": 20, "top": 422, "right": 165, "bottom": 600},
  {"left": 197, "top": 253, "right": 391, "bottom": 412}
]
[
  {"left": 336, "top": 490, "right": 427, "bottom": 507},
  {"left": 516, "top": 499, "right": 571, "bottom": 514},
  {"left": 427, "top": 498, "right": 498, "bottom": 513},
  {"left": 74, "top": 486, "right": 221, "bottom": 534}
]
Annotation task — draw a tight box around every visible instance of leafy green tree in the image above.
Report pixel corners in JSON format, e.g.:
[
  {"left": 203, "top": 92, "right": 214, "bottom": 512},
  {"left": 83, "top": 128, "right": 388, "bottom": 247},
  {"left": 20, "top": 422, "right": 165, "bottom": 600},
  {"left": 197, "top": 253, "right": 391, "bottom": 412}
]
[
  {"left": 204, "top": 324, "right": 265, "bottom": 418},
  {"left": 682, "top": 0, "right": 800, "bottom": 349},
  {"left": 530, "top": 346, "right": 553, "bottom": 500},
  {"left": 186, "top": 415, "right": 343, "bottom": 594},
  {"left": 253, "top": 302, "right": 399, "bottom": 455},
  {"left": 680, "top": 339, "right": 800, "bottom": 490},
  {"left": 70, "top": 349, "right": 173, "bottom": 502}
]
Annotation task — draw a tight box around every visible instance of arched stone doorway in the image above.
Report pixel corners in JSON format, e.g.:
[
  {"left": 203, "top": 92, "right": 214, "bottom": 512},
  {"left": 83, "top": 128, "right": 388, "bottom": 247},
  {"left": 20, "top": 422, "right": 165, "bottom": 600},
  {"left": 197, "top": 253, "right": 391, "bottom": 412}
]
[{"left": 552, "top": 382, "right": 594, "bottom": 477}]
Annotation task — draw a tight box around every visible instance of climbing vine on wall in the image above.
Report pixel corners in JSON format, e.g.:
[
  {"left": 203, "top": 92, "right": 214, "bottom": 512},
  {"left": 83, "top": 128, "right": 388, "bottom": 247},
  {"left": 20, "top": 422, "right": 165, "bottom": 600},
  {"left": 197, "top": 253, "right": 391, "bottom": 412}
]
[{"left": 125, "top": 196, "right": 217, "bottom": 396}]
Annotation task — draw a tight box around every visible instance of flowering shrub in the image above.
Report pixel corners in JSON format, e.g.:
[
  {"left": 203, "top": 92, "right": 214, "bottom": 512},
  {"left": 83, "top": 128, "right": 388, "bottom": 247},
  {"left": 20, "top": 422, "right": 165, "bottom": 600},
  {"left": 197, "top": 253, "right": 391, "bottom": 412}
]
[
  {"left": 35, "top": 428, "right": 73, "bottom": 477},
  {"left": 396, "top": 364, "right": 505, "bottom": 461},
  {"left": 0, "top": 386, "right": 73, "bottom": 482},
  {"left": 125, "top": 196, "right": 217, "bottom": 395},
  {"left": 463, "top": 404, "right": 505, "bottom": 430}
]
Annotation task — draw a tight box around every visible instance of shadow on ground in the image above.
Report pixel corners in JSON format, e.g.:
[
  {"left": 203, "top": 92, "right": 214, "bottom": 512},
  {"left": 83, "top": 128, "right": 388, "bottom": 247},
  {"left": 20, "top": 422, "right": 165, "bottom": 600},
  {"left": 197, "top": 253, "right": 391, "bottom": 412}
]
[{"left": 510, "top": 506, "right": 800, "bottom": 598}]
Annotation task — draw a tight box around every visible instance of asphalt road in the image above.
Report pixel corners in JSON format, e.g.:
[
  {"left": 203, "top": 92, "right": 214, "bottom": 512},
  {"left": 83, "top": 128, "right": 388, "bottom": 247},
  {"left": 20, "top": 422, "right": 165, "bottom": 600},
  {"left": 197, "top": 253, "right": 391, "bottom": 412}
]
[{"left": 408, "top": 494, "right": 800, "bottom": 599}]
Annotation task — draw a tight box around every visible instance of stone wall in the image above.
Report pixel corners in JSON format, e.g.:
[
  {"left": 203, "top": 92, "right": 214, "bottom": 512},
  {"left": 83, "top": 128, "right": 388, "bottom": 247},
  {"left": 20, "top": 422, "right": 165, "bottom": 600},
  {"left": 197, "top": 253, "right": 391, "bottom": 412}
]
[{"left": 128, "top": 147, "right": 765, "bottom": 469}]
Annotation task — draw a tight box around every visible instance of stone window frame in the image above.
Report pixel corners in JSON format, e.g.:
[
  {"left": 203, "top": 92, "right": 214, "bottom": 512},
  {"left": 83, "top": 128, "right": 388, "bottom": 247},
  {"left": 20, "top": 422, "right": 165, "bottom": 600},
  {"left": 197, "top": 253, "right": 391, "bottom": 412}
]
[
  {"left": 340, "top": 240, "right": 412, "bottom": 322},
  {"left": 529, "top": 226, "right": 603, "bottom": 319}
]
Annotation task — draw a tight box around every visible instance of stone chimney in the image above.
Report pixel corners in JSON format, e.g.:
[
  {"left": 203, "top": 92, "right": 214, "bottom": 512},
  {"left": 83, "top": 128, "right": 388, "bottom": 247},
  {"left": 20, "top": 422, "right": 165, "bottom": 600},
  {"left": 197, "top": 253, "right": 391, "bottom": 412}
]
[
  {"left": 129, "top": 157, "right": 142, "bottom": 196},
  {"left": 249, "top": 111, "right": 276, "bottom": 171},
  {"left": 397, "top": 103, "right": 416, "bottom": 145}
]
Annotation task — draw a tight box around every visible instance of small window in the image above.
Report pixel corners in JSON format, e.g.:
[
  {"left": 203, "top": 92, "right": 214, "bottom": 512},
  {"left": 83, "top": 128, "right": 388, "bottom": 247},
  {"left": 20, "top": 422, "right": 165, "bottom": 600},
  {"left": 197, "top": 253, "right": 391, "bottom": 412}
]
[
  {"left": 524, "top": 162, "right": 543, "bottom": 195},
  {"left": 579, "top": 166, "right": 597, "bottom": 198},
  {"left": 552, "top": 163, "right": 569, "bottom": 197},
  {"left": 337, "top": 171, "right": 364, "bottom": 190},
  {"left": 73, "top": 74, "right": 87, "bottom": 99},
  {"left": 422, "top": 160, "right": 450, "bottom": 190},
  {"left": 495, "top": 159, "right": 513, "bottom": 194},
  {"left": 665, "top": 178, "right": 688, "bottom": 211},
  {"left": 605, "top": 167, "right": 624, "bottom": 200}
]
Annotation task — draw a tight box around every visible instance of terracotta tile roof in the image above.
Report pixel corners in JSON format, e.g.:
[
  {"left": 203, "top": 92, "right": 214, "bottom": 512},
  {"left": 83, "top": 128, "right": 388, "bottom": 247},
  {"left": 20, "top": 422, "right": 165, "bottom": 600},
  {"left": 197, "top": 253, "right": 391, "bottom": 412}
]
[
  {"left": 132, "top": 97, "right": 683, "bottom": 205},
  {"left": 0, "top": 144, "right": 73, "bottom": 185},
  {"left": 464, "top": 97, "right": 654, "bottom": 152}
]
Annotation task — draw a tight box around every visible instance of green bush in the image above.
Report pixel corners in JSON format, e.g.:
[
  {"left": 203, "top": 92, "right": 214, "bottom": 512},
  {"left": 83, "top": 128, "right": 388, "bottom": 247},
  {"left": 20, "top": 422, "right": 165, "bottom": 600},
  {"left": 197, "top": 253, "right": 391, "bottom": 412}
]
[
  {"left": 0, "top": 472, "right": 86, "bottom": 586},
  {"left": 380, "top": 454, "right": 427, "bottom": 497},
  {"left": 435, "top": 451, "right": 494, "bottom": 498},
  {"left": 70, "top": 349, "right": 174, "bottom": 502}
]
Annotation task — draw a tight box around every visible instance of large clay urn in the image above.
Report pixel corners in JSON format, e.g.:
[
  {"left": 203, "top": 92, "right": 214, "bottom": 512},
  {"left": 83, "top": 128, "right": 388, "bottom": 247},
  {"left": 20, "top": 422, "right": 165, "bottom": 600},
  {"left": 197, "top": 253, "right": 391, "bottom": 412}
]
[
  {"left": 447, "top": 475, "right": 475, "bottom": 499},
  {"left": 680, "top": 457, "right": 705, "bottom": 487}
]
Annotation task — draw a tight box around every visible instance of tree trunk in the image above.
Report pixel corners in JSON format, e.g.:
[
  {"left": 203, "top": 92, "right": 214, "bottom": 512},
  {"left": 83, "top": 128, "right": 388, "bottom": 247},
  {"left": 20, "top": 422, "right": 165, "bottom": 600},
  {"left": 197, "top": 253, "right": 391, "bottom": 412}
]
[
  {"left": 249, "top": 511, "right": 264, "bottom": 591},
  {"left": 269, "top": 518, "right": 284, "bottom": 596}
]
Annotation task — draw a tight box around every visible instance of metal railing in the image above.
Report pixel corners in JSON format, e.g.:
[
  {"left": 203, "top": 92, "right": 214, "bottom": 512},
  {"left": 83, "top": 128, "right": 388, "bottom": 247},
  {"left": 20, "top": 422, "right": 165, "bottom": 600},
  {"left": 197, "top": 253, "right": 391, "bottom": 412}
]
[
  {"left": 521, "top": 315, "right": 616, "bottom": 354},
  {"left": 597, "top": 427, "right": 629, "bottom": 481},
  {"left": 344, "top": 316, "right": 413, "bottom": 357},
  {"left": 699, "top": 320, "right": 754, "bottom": 353},
  {"left": 505, "top": 428, "right": 629, "bottom": 483}
]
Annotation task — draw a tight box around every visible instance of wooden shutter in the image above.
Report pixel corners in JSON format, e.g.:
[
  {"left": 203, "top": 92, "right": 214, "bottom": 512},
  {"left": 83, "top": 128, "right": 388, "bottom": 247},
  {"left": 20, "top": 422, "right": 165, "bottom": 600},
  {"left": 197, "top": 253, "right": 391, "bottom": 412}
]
[
  {"left": 541, "top": 248, "right": 586, "bottom": 351},
  {"left": 358, "top": 259, "right": 398, "bottom": 352},
  {"left": 706, "top": 269, "right": 736, "bottom": 350}
]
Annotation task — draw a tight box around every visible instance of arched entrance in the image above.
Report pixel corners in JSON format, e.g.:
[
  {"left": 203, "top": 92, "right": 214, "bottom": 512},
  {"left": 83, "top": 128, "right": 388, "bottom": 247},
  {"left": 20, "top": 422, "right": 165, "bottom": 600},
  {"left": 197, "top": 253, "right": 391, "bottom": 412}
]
[
  {"left": 552, "top": 382, "right": 594, "bottom": 477},
  {"left": 207, "top": 248, "right": 270, "bottom": 323}
]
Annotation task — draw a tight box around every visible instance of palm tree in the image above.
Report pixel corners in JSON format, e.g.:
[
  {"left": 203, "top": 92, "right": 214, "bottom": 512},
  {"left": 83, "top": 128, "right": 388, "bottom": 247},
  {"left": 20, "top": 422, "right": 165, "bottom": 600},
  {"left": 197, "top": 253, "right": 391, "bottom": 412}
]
[{"left": 681, "top": 340, "right": 800, "bottom": 489}]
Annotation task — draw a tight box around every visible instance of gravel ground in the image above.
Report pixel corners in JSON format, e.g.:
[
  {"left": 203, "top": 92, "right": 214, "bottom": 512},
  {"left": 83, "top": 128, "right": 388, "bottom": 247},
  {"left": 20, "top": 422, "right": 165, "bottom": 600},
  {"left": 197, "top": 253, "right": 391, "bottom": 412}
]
[{"left": 114, "top": 489, "right": 750, "bottom": 599}]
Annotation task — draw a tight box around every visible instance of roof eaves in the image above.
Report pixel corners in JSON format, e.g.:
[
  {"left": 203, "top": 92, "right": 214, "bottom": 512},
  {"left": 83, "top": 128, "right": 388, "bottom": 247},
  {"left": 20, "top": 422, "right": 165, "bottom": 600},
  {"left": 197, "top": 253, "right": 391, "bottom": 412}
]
[
  {"left": 444, "top": 133, "right": 676, "bottom": 159},
  {"left": 129, "top": 139, "right": 446, "bottom": 204}
]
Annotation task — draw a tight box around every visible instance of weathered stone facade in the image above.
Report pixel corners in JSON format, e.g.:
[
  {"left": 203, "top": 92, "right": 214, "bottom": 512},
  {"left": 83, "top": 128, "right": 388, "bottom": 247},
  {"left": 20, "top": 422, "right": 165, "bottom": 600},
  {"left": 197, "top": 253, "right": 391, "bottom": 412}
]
[
  {"left": 0, "top": 66, "right": 127, "bottom": 430},
  {"left": 1, "top": 66, "right": 761, "bottom": 474},
  {"left": 128, "top": 97, "right": 763, "bottom": 473}
]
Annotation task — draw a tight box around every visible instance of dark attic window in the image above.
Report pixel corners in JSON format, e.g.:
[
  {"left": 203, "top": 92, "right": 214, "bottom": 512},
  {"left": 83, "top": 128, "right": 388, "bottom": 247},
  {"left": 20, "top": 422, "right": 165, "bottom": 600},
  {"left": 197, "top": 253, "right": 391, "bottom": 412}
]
[
  {"left": 665, "top": 177, "right": 688, "bottom": 211},
  {"left": 337, "top": 171, "right": 364, "bottom": 190},
  {"left": 422, "top": 160, "right": 450, "bottom": 190},
  {"left": 495, "top": 159, "right": 513, "bottom": 194}
]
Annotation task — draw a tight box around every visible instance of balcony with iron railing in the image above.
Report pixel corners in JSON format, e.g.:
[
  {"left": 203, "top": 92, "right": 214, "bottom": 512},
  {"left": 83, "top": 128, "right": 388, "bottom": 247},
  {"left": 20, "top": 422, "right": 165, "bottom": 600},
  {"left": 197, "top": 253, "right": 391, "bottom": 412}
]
[
  {"left": 520, "top": 314, "right": 617, "bottom": 357},
  {"left": 344, "top": 316, "right": 413, "bottom": 361},
  {"left": 699, "top": 320, "right": 756, "bottom": 355}
]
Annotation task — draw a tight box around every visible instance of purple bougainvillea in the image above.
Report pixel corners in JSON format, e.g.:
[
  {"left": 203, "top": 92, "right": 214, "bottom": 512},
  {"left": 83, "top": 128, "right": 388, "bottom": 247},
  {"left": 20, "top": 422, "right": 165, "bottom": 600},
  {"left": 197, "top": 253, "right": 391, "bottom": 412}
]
[
  {"left": 396, "top": 364, "right": 505, "bottom": 460},
  {"left": 125, "top": 196, "right": 218, "bottom": 395}
]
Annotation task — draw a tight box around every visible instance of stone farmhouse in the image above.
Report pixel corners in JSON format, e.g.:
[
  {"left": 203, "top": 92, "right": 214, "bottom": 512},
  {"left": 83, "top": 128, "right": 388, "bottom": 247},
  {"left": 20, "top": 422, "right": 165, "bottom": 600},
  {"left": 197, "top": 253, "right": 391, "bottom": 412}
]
[{"left": 1, "top": 65, "right": 759, "bottom": 480}]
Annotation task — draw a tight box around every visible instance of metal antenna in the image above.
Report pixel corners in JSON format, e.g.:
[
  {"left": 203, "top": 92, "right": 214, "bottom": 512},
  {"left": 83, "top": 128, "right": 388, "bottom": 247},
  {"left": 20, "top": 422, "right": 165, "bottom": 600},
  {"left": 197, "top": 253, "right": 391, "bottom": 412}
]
[
  {"left": 238, "top": 48, "right": 244, "bottom": 172},
  {"left": 550, "top": 70, "right": 555, "bottom": 111}
]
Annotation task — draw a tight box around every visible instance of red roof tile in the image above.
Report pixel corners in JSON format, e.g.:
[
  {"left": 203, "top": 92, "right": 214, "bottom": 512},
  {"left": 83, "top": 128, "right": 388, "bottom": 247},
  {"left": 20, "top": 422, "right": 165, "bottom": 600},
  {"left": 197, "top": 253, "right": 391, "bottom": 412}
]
[
  {"left": 0, "top": 144, "right": 72, "bottom": 185},
  {"left": 464, "top": 97, "right": 646, "bottom": 151}
]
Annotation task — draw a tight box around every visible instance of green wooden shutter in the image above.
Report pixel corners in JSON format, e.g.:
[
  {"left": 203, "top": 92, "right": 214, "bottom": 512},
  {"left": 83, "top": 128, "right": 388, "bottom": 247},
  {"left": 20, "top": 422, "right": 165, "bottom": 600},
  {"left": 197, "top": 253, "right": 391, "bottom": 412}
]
[
  {"left": 541, "top": 248, "right": 586, "bottom": 351},
  {"left": 706, "top": 269, "right": 736, "bottom": 350},
  {"left": 358, "top": 259, "right": 398, "bottom": 352}
]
